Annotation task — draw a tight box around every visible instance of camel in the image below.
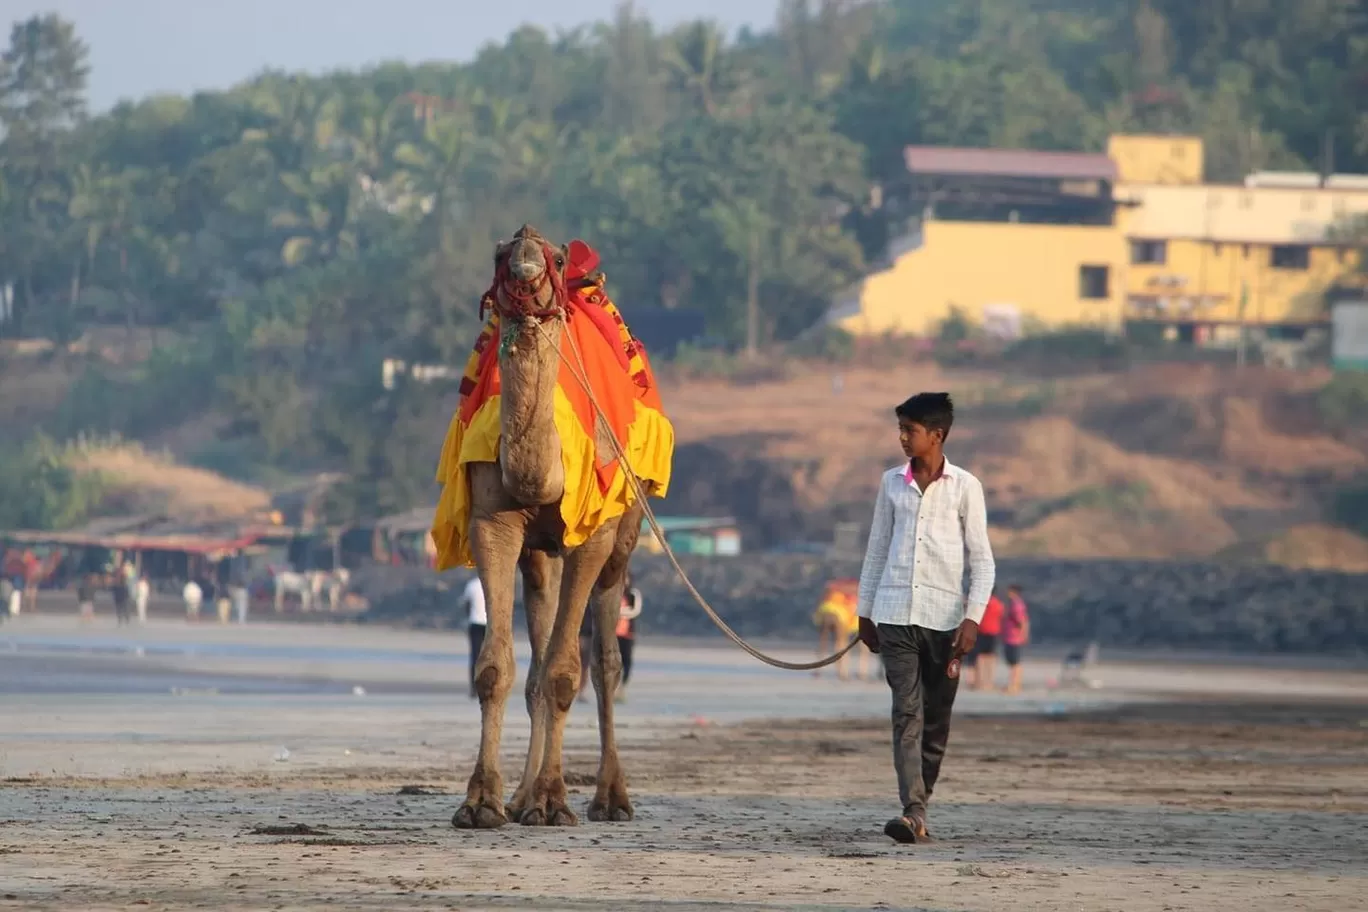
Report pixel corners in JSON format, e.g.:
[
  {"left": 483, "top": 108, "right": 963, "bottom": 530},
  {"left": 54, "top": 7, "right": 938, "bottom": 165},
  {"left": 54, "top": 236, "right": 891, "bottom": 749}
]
[{"left": 453, "top": 224, "right": 644, "bottom": 830}]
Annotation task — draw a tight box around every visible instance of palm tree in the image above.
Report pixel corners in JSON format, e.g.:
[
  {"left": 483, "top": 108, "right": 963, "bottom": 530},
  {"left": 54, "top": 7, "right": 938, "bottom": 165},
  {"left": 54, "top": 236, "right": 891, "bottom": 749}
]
[
  {"left": 272, "top": 162, "right": 359, "bottom": 267},
  {"left": 663, "top": 21, "right": 732, "bottom": 118}
]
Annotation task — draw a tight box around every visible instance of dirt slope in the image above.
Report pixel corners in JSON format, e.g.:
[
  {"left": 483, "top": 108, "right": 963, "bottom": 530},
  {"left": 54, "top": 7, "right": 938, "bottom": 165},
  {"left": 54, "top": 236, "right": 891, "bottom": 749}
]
[
  {"left": 658, "top": 361, "right": 1368, "bottom": 567},
  {"left": 71, "top": 443, "right": 271, "bottom": 520}
]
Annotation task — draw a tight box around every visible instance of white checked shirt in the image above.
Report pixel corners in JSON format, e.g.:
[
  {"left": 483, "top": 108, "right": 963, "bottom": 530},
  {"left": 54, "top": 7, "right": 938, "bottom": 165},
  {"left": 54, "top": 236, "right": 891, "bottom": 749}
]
[{"left": 856, "top": 458, "right": 996, "bottom": 631}]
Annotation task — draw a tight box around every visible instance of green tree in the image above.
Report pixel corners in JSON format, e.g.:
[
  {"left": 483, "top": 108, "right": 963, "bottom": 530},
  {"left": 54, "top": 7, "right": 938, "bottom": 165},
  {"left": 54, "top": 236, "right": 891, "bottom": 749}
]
[
  {"left": 0, "top": 434, "right": 107, "bottom": 531},
  {"left": 0, "top": 14, "right": 89, "bottom": 338}
]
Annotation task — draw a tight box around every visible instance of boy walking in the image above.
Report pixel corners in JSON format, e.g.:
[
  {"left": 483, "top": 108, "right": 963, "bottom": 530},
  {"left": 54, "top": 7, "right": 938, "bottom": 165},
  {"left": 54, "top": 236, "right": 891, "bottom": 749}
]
[{"left": 856, "top": 392, "right": 995, "bottom": 844}]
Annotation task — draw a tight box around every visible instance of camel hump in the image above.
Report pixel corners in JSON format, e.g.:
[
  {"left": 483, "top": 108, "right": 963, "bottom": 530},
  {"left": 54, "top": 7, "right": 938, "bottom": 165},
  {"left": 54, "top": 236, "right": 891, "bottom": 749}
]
[{"left": 514, "top": 223, "right": 541, "bottom": 240}]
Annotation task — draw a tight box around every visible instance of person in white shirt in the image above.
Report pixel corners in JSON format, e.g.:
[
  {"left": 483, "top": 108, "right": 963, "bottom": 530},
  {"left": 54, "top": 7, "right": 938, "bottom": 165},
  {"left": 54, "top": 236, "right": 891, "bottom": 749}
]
[
  {"left": 460, "top": 575, "right": 487, "bottom": 699},
  {"left": 614, "top": 575, "right": 643, "bottom": 703},
  {"left": 134, "top": 577, "right": 150, "bottom": 624},
  {"left": 855, "top": 392, "right": 995, "bottom": 845},
  {"left": 182, "top": 579, "right": 203, "bottom": 621}
]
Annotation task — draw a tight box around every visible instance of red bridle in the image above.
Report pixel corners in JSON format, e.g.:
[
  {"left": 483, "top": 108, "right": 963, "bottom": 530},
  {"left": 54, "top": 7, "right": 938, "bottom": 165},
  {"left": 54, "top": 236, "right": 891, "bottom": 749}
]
[{"left": 479, "top": 241, "right": 567, "bottom": 323}]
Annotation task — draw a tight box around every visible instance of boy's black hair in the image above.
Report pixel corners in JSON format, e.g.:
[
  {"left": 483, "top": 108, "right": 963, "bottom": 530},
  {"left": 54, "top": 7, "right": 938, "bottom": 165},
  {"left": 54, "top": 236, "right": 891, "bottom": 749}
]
[{"left": 894, "top": 392, "right": 954, "bottom": 441}]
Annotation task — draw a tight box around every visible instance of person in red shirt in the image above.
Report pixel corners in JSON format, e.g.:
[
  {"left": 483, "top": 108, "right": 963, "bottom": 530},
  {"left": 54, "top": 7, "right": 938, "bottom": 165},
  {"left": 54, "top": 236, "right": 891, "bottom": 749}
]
[
  {"left": 968, "top": 590, "right": 1004, "bottom": 691},
  {"left": 1002, "top": 585, "right": 1031, "bottom": 695}
]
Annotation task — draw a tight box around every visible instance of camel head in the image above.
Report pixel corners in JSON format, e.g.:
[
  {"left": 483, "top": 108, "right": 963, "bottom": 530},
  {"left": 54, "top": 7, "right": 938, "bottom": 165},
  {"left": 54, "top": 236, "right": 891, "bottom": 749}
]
[
  {"left": 485, "top": 224, "right": 570, "bottom": 504},
  {"left": 486, "top": 224, "right": 570, "bottom": 329}
]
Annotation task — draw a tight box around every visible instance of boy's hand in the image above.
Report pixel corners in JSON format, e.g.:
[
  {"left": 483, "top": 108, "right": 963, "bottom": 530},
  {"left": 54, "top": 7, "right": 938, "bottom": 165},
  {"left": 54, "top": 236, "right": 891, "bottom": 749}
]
[
  {"left": 951, "top": 618, "right": 979, "bottom": 660},
  {"left": 857, "top": 617, "right": 880, "bottom": 654}
]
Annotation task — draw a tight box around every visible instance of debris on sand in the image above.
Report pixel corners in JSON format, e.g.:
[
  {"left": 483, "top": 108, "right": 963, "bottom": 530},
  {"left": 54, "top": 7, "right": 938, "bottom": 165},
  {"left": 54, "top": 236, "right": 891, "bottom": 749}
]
[
  {"left": 249, "top": 823, "right": 328, "bottom": 836},
  {"left": 396, "top": 785, "right": 447, "bottom": 796}
]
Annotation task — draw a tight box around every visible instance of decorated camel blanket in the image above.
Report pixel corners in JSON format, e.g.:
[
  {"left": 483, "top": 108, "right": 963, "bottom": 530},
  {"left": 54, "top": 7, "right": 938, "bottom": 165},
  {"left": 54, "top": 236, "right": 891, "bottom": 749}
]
[{"left": 430, "top": 278, "right": 674, "bottom": 570}]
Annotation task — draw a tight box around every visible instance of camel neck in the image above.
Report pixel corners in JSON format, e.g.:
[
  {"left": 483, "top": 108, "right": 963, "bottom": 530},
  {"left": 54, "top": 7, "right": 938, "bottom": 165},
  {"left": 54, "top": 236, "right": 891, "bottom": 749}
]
[{"left": 497, "top": 320, "right": 565, "bottom": 506}]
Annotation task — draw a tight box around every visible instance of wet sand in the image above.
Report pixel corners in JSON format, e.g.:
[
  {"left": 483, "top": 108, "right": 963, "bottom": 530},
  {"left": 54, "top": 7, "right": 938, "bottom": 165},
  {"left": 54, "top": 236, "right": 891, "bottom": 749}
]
[{"left": 1, "top": 618, "right": 1366, "bottom": 911}]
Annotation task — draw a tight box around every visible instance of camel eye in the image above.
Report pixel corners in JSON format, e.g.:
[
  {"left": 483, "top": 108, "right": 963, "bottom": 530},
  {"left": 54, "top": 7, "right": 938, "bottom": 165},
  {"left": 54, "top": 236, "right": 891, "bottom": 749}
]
[{"left": 554, "top": 254, "right": 565, "bottom": 268}]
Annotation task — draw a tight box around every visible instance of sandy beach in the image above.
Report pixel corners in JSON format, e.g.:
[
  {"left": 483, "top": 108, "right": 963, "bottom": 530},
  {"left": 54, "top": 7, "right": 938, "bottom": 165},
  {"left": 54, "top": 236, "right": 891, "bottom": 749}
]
[{"left": 1, "top": 616, "right": 1366, "bottom": 911}]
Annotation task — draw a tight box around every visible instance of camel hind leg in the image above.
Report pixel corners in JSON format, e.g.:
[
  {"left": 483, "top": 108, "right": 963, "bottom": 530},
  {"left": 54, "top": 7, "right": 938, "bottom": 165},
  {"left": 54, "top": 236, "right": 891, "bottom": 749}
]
[
  {"left": 518, "top": 520, "right": 618, "bottom": 827},
  {"left": 580, "top": 503, "right": 637, "bottom": 825},
  {"left": 507, "top": 547, "right": 562, "bottom": 820},
  {"left": 586, "top": 501, "right": 642, "bottom": 822}
]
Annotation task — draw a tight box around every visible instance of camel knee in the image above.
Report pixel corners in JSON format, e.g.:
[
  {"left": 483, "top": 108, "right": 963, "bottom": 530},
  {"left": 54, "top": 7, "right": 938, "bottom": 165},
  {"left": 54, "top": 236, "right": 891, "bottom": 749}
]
[
  {"left": 546, "top": 669, "right": 579, "bottom": 713},
  {"left": 475, "top": 661, "right": 514, "bottom": 703}
]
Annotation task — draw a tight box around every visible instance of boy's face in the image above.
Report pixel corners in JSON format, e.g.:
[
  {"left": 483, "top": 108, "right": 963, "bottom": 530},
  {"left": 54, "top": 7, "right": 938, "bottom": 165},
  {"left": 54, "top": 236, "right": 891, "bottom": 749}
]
[{"left": 898, "top": 420, "right": 941, "bottom": 460}]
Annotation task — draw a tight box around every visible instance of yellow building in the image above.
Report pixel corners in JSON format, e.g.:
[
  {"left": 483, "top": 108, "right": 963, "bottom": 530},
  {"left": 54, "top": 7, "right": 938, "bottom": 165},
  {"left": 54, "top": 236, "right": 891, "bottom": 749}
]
[
  {"left": 831, "top": 220, "right": 1125, "bottom": 337},
  {"left": 1114, "top": 145, "right": 1368, "bottom": 333},
  {"left": 832, "top": 134, "right": 1368, "bottom": 340}
]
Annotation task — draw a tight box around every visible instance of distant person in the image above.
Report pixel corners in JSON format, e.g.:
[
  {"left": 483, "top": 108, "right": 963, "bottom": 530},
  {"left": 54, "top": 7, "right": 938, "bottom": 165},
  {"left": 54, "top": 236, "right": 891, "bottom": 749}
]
[
  {"left": 135, "top": 577, "right": 150, "bottom": 624},
  {"left": 111, "top": 570, "right": 132, "bottom": 625},
  {"left": 812, "top": 579, "right": 858, "bottom": 681},
  {"left": 615, "top": 574, "right": 643, "bottom": 703},
  {"left": 0, "top": 577, "right": 11, "bottom": 623},
  {"left": 77, "top": 574, "right": 98, "bottom": 621},
  {"left": 7, "top": 574, "right": 23, "bottom": 617},
  {"left": 1002, "top": 585, "right": 1031, "bottom": 695},
  {"left": 231, "top": 582, "right": 249, "bottom": 625},
  {"left": 460, "top": 574, "right": 486, "bottom": 699},
  {"left": 182, "top": 578, "right": 203, "bottom": 621},
  {"left": 854, "top": 392, "right": 995, "bottom": 845},
  {"left": 967, "top": 589, "right": 1004, "bottom": 691}
]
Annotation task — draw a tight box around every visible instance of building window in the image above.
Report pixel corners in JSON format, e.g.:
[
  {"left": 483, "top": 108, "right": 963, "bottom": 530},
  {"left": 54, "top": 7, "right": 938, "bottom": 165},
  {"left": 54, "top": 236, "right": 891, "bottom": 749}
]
[
  {"left": 1271, "top": 245, "right": 1310, "bottom": 270},
  {"left": 1079, "top": 265, "right": 1110, "bottom": 300},
  {"left": 1130, "top": 239, "right": 1167, "bottom": 265}
]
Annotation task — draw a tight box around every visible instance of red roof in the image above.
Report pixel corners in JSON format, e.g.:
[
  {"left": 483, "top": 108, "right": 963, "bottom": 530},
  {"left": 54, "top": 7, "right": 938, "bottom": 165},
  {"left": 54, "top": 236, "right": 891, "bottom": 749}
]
[
  {"left": 3, "top": 530, "right": 260, "bottom": 555},
  {"left": 903, "top": 145, "right": 1116, "bottom": 181}
]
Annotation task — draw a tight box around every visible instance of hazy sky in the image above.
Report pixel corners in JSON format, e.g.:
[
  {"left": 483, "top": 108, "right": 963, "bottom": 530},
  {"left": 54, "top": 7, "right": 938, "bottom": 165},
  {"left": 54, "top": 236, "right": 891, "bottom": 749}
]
[{"left": 7, "top": 1, "right": 779, "bottom": 111}]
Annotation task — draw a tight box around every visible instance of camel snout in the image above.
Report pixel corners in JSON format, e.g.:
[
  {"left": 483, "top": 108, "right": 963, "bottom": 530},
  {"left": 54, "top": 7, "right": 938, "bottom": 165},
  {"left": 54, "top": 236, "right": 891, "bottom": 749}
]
[{"left": 512, "top": 261, "right": 544, "bottom": 281}]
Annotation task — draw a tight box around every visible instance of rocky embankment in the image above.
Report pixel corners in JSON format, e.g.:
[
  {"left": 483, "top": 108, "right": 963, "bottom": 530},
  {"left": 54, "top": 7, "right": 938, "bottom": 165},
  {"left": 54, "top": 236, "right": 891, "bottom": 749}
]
[{"left": 360, "top": 555, "right": 1368, "bottom": 655}]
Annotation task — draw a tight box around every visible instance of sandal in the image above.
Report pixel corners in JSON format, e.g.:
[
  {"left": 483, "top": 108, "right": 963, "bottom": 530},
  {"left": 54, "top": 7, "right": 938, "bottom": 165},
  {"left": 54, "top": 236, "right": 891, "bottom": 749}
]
[
  {"left": 883, "top": 816, "right": 917, "bottom": 844},
  {"left": 883, "top": 812, "right": 931, "bottom": 844}
]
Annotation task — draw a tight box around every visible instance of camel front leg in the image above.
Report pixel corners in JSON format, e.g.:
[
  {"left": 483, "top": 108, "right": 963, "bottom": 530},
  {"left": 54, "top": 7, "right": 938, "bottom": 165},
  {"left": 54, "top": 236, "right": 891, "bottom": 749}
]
[
  {"left": 507, "top": 548, "right": 562, "bottom": 820},
  {"left": 453, "top": 489, "right": 524, "bottom": 829},
  {"left": 518, "top": 528, "right": 616, "bottom": 827}
]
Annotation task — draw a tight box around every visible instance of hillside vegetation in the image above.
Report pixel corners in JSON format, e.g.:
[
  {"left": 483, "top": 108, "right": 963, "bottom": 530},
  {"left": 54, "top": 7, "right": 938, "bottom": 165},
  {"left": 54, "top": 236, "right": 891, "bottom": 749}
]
[{"left": 1, "top": 2, "right": 1366, "bottom": 563}]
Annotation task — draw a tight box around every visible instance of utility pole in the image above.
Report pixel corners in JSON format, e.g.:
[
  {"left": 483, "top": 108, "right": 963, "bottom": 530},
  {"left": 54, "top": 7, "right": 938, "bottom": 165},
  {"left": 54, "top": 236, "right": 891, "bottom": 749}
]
[{"left": 1235, "top": 280, "right": 1249, "bottom": 372}]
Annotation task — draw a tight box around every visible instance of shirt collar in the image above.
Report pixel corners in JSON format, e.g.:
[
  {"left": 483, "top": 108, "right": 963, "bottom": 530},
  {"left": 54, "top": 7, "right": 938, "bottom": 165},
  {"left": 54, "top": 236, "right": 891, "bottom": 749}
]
[{"left": 902, "top": 456, "right": 960, "bottom": 485}]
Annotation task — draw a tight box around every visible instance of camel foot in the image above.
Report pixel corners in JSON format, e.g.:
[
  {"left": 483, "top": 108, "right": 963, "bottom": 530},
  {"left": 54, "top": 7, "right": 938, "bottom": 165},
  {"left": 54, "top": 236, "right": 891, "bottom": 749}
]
[
  {"left": 518, "top": 777, "right": 578, "bottom": 827},
  {"left": 518, "top": 802, "right": 579, "bottom": 827},
  {"left": 505, "top": 782, "right": 533, "bottom": 821},
  {"left": 587, "top": 772, "right": 633, "bottom": 822},
  {"left": 453, "top": 777, "right": 508, "bottom": 829},
  {"left": 587, "top": 795, "right": 633, "bottom": 823},
  {"left": 452, "top": 800, "right": 507, "bottom": 830}
]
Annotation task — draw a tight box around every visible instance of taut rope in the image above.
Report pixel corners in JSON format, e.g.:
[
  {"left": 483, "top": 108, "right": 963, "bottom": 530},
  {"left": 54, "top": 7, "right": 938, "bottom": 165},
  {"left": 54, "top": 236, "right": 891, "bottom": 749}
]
[{"left": 535, "top": 317, "right": 857, "bottom": 672}]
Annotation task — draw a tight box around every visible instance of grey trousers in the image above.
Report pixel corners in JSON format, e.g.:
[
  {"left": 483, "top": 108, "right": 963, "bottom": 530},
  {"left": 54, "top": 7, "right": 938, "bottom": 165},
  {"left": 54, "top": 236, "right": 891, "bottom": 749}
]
[{"left": 878, "top": 624, "right": 960, "bottom": 816}]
